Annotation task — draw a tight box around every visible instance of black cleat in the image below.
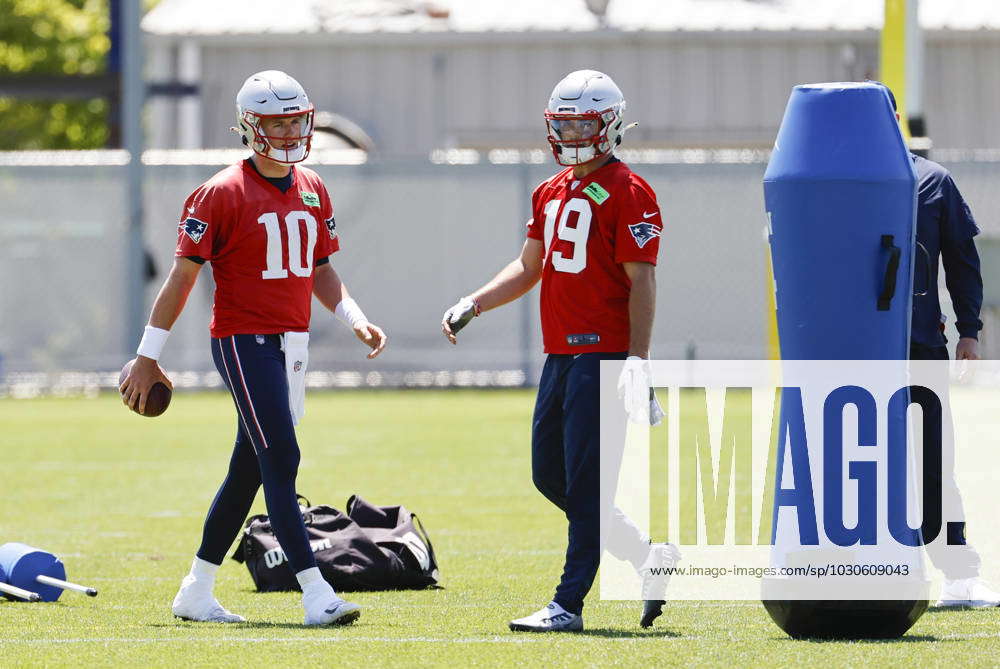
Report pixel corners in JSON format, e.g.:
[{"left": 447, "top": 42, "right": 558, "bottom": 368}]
[{"left": 640, "top": 599, "right": 664, "bottom": 628}]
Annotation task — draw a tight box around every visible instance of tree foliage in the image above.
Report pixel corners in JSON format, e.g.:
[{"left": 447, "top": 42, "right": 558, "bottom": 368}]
[{"left": 0, "top": 0, "right": 111, "bottom": 149}]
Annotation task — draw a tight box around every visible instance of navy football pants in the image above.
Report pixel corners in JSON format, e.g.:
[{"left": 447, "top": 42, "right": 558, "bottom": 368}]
[
  {"left": 532, "top": 352, "right": 650, "bottom": 615},
  {"left": 195, "top": 334, "right": 317, "bottom": 574},
  {"left": 910, "top": 343, "right": 981, "bottom": 579}
]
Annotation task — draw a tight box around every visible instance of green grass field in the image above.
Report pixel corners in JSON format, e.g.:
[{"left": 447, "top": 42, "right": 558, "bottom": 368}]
[{"left": 1, "top": 390, "right": 999, "bottom": 667}]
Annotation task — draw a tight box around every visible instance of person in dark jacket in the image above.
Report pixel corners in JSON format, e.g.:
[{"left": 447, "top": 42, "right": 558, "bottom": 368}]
[{"left": 878, "top": 82, "right": 997, "bottom": 608}]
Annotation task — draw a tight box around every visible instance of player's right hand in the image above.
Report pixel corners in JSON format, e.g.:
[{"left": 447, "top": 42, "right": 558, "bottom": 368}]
[
  {"left": 441, "top": 297, "right": 479, "bottom": 345},
  {"left": 119, "top": 356, "right": 173, "bottom": 415},
  {"left": 354, "top": 321, "right": 388, "bottom": 359}
]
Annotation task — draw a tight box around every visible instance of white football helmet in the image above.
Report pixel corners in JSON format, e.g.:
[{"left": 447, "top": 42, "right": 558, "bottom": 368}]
[
  {"left": 234, "top": 70, "right": 315, "bottom": 164},
  {"left": 545, "top": 70, "right": 628, "bottom": 166}
]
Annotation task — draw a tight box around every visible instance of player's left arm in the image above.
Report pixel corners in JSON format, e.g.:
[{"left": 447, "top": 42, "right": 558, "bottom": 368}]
[
  {"left": 623, "top": 261, "right": 655, "bottom": 358},
  {"left": 313, "top": 261, "right": 387, "bottom": 359},
  {"left": 939, "top": 173, "right": 983, "bottom": 360},
  {"left": 617, "top": 177, "right": 661, "bottom": 359},
  {"left": 946, "top": 240, "right": 983, "bottom": 360}
]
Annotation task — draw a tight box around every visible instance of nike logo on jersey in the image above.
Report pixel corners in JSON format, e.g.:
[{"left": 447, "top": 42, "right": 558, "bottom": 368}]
[
  {"left": 187, "top": 206, "right": 196, "bottom": 214},
  {"left": 643, "top": 211, "right": 658, "bottom": 218},
  {"left": 628, "top": 222, "right": 661, "bottom": 249},
  {"left": 180, "top": 217, "right": 208, "bottom": 244}
]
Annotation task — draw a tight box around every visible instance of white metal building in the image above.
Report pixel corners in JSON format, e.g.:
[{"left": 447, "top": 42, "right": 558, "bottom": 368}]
[{"left": 142, "top": 0, "right": 1000, "bottom": 156}]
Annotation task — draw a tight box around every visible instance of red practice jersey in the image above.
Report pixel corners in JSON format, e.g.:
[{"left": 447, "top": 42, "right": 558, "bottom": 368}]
[
  {"left": 526, "top": 160, "right": 662, "bottom": 354},
  {"left": 175, "top": 161, "right": 339, "bottom": 338}
]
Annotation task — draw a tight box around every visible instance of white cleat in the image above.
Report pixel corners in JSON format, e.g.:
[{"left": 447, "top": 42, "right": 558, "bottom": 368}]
[
  {"left": 172, "top": 576, "right": 246, "bottom": 623},
  {"left": 303, "top": 583, "right": 361, "bottom": 626},
  {"left": 508, "top": 602, "right": 583, "bottom": 632},
  {"left": 936, "top": 577, "right": 1000, "bottom": 608},
  {"left": 638, "top": 543, "right": 681, "bottom": 628},
  {"left": 304, "top": 597, "right": 361, "bottom": 626}
]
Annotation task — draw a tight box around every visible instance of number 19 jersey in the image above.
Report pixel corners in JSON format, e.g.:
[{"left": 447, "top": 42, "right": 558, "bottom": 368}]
[
  {"left": 526, "top": 160, "right": 662, "bottom": 354},
  {"left": 175, "top": 161, "right": 339, "bottom": 338}
]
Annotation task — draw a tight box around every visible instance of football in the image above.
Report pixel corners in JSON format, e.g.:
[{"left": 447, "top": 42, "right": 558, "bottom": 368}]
[{"left": 118, "top": 358, "right": 172, "bottom": 417}]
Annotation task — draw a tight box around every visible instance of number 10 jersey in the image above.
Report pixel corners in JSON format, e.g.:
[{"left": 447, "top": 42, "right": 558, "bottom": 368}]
[
  {"left": 526, "top": 160, "right": 663, "bottom": 354},
  {"left": 174, "top": 161, "right": 339, "bottom": 338}
]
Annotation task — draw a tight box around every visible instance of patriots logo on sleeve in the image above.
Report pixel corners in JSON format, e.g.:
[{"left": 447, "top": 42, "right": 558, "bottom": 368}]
[
  {"left": 628, "top": 222, "right": 661, "bottom": 249},
  {"left": 324, "top": 216, "right": 337, "bottom": 240},
  {"left": 180, "top": 217, "right": 208, "bottom": 244}
]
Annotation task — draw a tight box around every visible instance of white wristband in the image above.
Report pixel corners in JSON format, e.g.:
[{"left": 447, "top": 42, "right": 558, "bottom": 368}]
[
  {"left": 136, "top": 326, "right": 170, "bottom": 361},
  {"left": 335, "top": 298, "right": 367, "bottom": 329}
]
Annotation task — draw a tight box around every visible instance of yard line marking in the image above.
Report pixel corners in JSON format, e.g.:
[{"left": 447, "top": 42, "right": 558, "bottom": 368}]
[
  {"left": 85, "top": 576, "right": 177, "bottom": 582},
  {"left": 0, "top": 635, "right": 698, "bottom": 645},
  {"left": 940, "top": 632, "right": 1000, "bottom": 640}
]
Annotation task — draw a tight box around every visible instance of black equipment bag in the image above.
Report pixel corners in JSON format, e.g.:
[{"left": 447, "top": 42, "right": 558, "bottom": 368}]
[{"left": 232, "top": 494, "right": 441, "bottom": 592}]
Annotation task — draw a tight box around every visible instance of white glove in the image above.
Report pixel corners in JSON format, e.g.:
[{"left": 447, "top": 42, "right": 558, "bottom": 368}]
[
  {"left": 441, "top": 296, "right": 479, "bottom": 342},
  {"left": 618, "top": 356, "right": 660, "bottom": 425}
]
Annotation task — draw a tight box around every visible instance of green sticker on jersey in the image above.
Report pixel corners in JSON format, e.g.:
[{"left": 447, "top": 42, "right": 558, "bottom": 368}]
[
  {"left": 300, "top": 191, "right": 320, "bottom": 207},
  {"left": 583, "top": 182, "right": 610, "bottom": 205}
]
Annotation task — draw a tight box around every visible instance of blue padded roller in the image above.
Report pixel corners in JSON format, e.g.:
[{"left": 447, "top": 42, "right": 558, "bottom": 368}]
[{"left": 0, "top": 542, "right": 67, "bottom": 602}]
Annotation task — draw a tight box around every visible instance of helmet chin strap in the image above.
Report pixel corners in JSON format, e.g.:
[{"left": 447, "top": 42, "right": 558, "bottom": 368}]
[
  {"left": 264, "top": 143, "right": 306, "bottom": 164},
  {"left": 573, "top": 145, "right": 597, "bottom": 165}
]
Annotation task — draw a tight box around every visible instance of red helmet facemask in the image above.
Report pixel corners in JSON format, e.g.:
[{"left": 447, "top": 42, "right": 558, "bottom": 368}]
[
  {"left": 239, "top": 108, "right": 315, "bottom": 164},
  {"left": 544, "top": 109, "right": 612, "bottom": 166}
]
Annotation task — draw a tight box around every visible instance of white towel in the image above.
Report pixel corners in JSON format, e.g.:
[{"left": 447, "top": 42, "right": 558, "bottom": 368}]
[{"left": 283, "top": 331, "right": 310, "bottom": 425}]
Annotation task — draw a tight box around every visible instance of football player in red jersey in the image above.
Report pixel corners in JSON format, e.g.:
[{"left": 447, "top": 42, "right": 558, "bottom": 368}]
[
  {"left": 442, "top": 70, "right": 679, "bottom": 632},
  {"left": 119, "top": 71, "right": 386, "bottom": 625}
]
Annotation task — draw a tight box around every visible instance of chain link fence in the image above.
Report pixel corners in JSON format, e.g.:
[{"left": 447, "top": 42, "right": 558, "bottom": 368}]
[{"left": 1, "top": 151, "right": 996, "bottom": 395}]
